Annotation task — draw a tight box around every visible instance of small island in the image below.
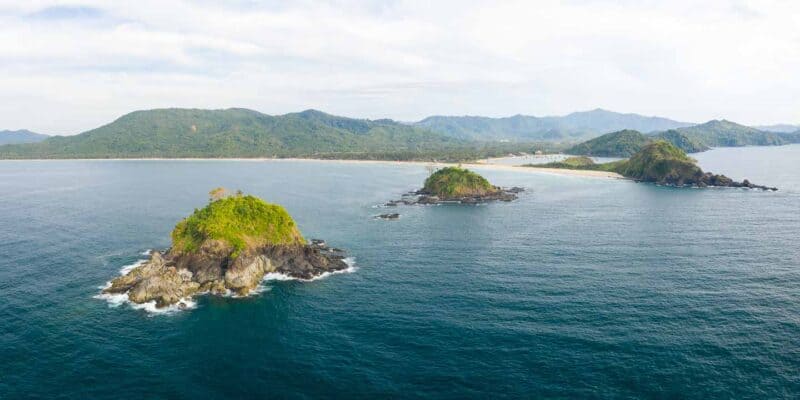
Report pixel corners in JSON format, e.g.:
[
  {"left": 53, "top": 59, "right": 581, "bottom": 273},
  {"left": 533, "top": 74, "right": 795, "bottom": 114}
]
[
  {"left": 385, "top": 166, "right": 523, "bottom": 206},
  {"left": 529, "top": 141, "right": 777, "bottom": 190},
  {"left": 101, "top": 188, "right": 349, "bottom": 309}
]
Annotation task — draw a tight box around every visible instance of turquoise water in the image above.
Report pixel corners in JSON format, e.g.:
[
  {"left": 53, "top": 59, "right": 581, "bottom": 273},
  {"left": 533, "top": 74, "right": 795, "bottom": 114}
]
[{"left": 1, "top": 146, "right": 799, "bottom": 398}]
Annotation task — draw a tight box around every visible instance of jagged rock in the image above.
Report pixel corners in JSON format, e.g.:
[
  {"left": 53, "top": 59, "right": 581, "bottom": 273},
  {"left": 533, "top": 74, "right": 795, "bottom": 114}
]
[
  {"left": 377, "top": 213, "right": 400, "bottom": 219},
  {"left": 224, "top": 253, "right": 272, "bottom": 296},
  {"left": 417, "top": 195, "right": 440, "bottom": 204},
  {"left": 103, "top": 240, "right": 348, "bottom": 308}
]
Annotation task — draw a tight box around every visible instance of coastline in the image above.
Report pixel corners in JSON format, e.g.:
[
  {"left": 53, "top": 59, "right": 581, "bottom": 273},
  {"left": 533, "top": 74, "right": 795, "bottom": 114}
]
[{"left": 0, "top": 157, "right": 623, "bottom": 179}]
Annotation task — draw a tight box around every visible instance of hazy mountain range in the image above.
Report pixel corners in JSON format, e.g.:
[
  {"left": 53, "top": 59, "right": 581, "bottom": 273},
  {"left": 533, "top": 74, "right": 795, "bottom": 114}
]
[
  {"left": 0, "top": 129, "right": 48, "bottom": 145},
  {"left": 414, "top": 109, "right": 694, "bottom": 141},
  {"left": 1, "top": 108, "right": 798, "bottom": 160},
  {"left": 565, "top": 120, "right": 800, "bottom": 157}
]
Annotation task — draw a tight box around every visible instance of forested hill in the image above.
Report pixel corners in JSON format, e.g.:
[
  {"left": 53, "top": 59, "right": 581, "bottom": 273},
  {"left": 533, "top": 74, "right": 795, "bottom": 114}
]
[
  {"left": 414, "top": 109, "right": 693, "bottom": 141},
  {"left": 0, "top": 108, "right": 477, "bottom": 159}
]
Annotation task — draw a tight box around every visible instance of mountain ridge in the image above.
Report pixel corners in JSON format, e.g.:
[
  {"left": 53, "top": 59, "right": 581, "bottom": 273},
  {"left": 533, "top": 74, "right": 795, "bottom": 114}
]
[
  {"left": 0, "top": 129, "right": 48, "bottom": 145},
  {"left": 415, "top": 108, "right": 694, "bottom": 141}
]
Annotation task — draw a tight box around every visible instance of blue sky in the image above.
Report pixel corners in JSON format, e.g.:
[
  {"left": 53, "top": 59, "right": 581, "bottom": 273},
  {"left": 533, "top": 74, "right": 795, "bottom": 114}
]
[{"left": 1, "top": 0, "right": 799, "bottom": 134}]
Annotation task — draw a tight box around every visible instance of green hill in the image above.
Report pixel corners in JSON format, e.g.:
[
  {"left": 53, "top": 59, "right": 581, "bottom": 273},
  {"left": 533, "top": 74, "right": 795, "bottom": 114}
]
[
  {"left": 415, "top": 109, "right": 692, "bottom": 141},
  {"left": 422, "top": 167, "right": 496, "bottom": 198},
  {"left": 0, "top": 108, "right": 475, "bottom": 159},
  {"left": 651, "top": 130, "right": 710, "bottom": 153},
  {"left": 671, "top": 120, "right": 788, "bottom": 147},
  {"left": 610, "top": 141, "right": 702, "bottom": 184},
  {"left": 565, "top": 130, "right": 652, "bottom": 157}
]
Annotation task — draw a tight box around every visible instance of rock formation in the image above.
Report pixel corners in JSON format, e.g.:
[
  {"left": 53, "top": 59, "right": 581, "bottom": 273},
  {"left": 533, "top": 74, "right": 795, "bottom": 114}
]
[{"left": 102, "top": 190, "right": 349, "bottom": 308}]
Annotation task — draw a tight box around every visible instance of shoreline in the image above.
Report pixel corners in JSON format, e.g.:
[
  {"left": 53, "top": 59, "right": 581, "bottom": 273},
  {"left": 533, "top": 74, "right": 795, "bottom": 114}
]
[{"left": 0, "top": 157, "right": 623, "bottom": 179}]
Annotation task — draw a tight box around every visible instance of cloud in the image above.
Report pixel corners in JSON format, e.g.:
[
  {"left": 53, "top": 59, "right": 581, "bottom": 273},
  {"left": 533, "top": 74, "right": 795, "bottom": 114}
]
[{"left": 0, "top": 0, "right": 798, "bottom": 134}]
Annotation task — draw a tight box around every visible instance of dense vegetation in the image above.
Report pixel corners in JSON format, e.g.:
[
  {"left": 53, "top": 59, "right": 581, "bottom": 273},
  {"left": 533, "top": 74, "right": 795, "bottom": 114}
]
[
  {"left": 415, "top": 109, "right": 691, "bottom": 141},
  {"left": 0, "top": 129, "right": 48, "bottom": 145},
  {"left": 171, "top": 190, "right": 305, "bottom": 256},
  {"left": 565, "top": 119, "right": 800, "bottom": 157},
  {"left": 651, "top": 130, "right": 709, "bottom": 153},
  {"left": 565, "top": 129, "right": 651, "bottom": 157},
  {"left": 670, "top": 120, "right": 789, "bottom": 147},
  {"left": 610, "top": 142, "right": 702, "bottom": 183},
  {"left": 0, "top": 108, "right": 457, "bottom": 159},
  {"left": 0, "top": 108, "right": 561, "bottom": 161},
  {"left": 422, "top": 167, "right": 496, "bottom": 198}
]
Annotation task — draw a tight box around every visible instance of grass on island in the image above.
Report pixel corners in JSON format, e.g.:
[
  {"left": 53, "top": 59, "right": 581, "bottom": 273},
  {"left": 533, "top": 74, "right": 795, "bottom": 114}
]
[
  {"left": 423, "top": 167, "right": 496, "bottom": 198},
  {"left": 527, "top": 155, "right": 597, "bottom": 169},
  {"left": 171, "top": 188, "right": 305, "bottom": 256}
]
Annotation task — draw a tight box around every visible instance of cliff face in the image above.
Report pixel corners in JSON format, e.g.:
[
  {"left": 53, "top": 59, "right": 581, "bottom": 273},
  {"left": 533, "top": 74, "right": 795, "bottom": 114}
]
[{"left": 102, "top": 191, "right": 349, "bottom": 308}]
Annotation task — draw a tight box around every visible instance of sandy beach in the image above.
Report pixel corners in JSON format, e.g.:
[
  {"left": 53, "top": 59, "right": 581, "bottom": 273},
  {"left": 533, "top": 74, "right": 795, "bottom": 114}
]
[{"left": 0, "top": 157, "right": 623, "bottom": 179}]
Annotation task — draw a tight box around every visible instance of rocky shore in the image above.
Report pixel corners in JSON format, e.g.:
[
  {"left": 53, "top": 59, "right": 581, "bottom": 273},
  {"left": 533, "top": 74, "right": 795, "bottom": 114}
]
[
  {"left": 102, "top": 240, "right": 348, "bottom": 308},
  {"left": 385, "top": 186, "right": 524, "bottom": 206}
]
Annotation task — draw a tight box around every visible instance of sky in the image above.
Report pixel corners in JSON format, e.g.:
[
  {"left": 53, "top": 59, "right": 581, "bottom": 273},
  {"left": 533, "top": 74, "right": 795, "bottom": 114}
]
[{"left": 1, "top": 0, "right": 799, "bottom": 135}]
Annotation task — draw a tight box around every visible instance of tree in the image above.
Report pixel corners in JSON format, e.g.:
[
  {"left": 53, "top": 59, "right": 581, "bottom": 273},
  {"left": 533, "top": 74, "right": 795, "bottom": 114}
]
[{"left": 209, "top": 187, "right": 229, "bottom": 202}]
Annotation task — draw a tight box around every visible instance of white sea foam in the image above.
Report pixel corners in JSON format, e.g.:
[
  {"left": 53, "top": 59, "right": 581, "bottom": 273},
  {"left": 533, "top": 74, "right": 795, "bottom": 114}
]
[
  {"left": 262, "top": 257, "right": 358, "bottom": 282},
  {"left": 140, "top": 249, "right": 152, "bottom": 256},
  {"left": 119, "top": 259, "right": 146, "bottom": 275},
  {"left": 94, "top": 283, "right": 197, "bottom": 315}
]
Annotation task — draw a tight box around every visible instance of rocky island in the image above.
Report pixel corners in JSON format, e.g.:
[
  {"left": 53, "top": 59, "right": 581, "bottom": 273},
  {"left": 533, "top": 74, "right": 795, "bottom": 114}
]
[
  {"left": 529, "top": 141, "right": 778, "bottom": 190},
  {"left": 101, "top": 189, "right": 349, "bottom": 309},
  {"left": 385, "top": 166, "right": 523, "bottom": 206}
]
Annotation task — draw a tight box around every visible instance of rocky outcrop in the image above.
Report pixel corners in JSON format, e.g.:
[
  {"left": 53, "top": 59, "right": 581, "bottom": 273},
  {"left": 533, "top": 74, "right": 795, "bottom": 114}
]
[
  {"left": 384, "top": 186, "right": 523, "bottom": 207},
  {"left": 376, "top": 213, "right": 400, "bottom": 219},
  {"left": 103, "top": 240, "right": 348, "bottom": 308}
]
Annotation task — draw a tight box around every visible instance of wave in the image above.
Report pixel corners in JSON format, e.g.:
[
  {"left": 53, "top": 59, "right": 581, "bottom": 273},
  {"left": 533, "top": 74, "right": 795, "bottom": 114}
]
[{"left": 262, "top": 257, "right": 358, "bottom": 283}]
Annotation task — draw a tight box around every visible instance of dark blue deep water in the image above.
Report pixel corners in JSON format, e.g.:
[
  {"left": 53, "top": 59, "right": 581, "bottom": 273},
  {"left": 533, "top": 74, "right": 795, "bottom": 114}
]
[{"left": 1, "top": 146, "right": 799, "bottom": 399}]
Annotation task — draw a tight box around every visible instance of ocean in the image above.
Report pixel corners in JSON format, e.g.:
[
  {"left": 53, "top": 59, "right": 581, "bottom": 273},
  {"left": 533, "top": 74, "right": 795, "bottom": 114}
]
[{"left": 1, "top": 145, "right": 799, "bottom": 398}]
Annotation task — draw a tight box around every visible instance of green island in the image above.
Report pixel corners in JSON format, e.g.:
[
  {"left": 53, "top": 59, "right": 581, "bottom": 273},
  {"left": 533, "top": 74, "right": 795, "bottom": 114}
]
[
  {"left": 103, "top": 189, "right": 349, "bottom": 308},
  {"left": 383, "top": 167, "right": 522, "bottom": 207},
  {"left": 531, "top": 141, "right": 777, "bottom": 190},
  {"left": 422, "top": 167, "right": 496, "bottom": 198}
]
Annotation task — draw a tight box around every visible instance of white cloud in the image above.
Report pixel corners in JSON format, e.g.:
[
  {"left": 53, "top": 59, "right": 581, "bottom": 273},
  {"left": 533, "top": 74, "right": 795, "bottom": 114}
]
[{"left": 0, "top": 0, "right": 798, "bottom": 134}]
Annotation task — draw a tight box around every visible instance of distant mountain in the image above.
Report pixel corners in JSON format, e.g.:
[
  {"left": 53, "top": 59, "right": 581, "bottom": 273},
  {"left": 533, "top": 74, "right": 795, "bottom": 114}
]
[
  {"left": 0, "top": 108, "right": 468, "bottom": 159},
  {"left": 0, "top": 129, "right": 48, "bottom": 145},
  {"left": 755, "top": 124, "right": 800, "bottom": 133},
  {"left": 565, "top": 128, "right": 707, "bottom": 157},
  {"left": 651, "top": 130, "right": 710, "bottom": 153},
  {"left": 671, "top": 120, "right": 789, "bottom": 147},
  {"left": 415, "top": 109, "right": 693, "bottom": 141}
]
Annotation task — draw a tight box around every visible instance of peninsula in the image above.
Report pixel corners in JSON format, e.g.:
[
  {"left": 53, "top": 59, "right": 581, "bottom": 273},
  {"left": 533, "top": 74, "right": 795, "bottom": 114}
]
[
  {"left": 101, "top": 189, "right": 349, "bottom": 308},
  {"left": 529, "top": 141, "right": 777, "bottom": 190}
]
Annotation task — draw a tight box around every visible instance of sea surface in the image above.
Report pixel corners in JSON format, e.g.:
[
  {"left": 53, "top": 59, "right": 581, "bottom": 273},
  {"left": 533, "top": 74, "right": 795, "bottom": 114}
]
[{"left": 1, "top": 145, "right": 799, "bottom": 399}]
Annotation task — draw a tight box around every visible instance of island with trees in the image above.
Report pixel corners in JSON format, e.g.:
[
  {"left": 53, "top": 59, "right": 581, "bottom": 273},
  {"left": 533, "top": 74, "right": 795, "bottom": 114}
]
[
  {"left": 384, "top": 166, "right": 523, "bottom": 207},
  {"left": 101, "top": 188, "right": 349, "bottom": 309}
]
